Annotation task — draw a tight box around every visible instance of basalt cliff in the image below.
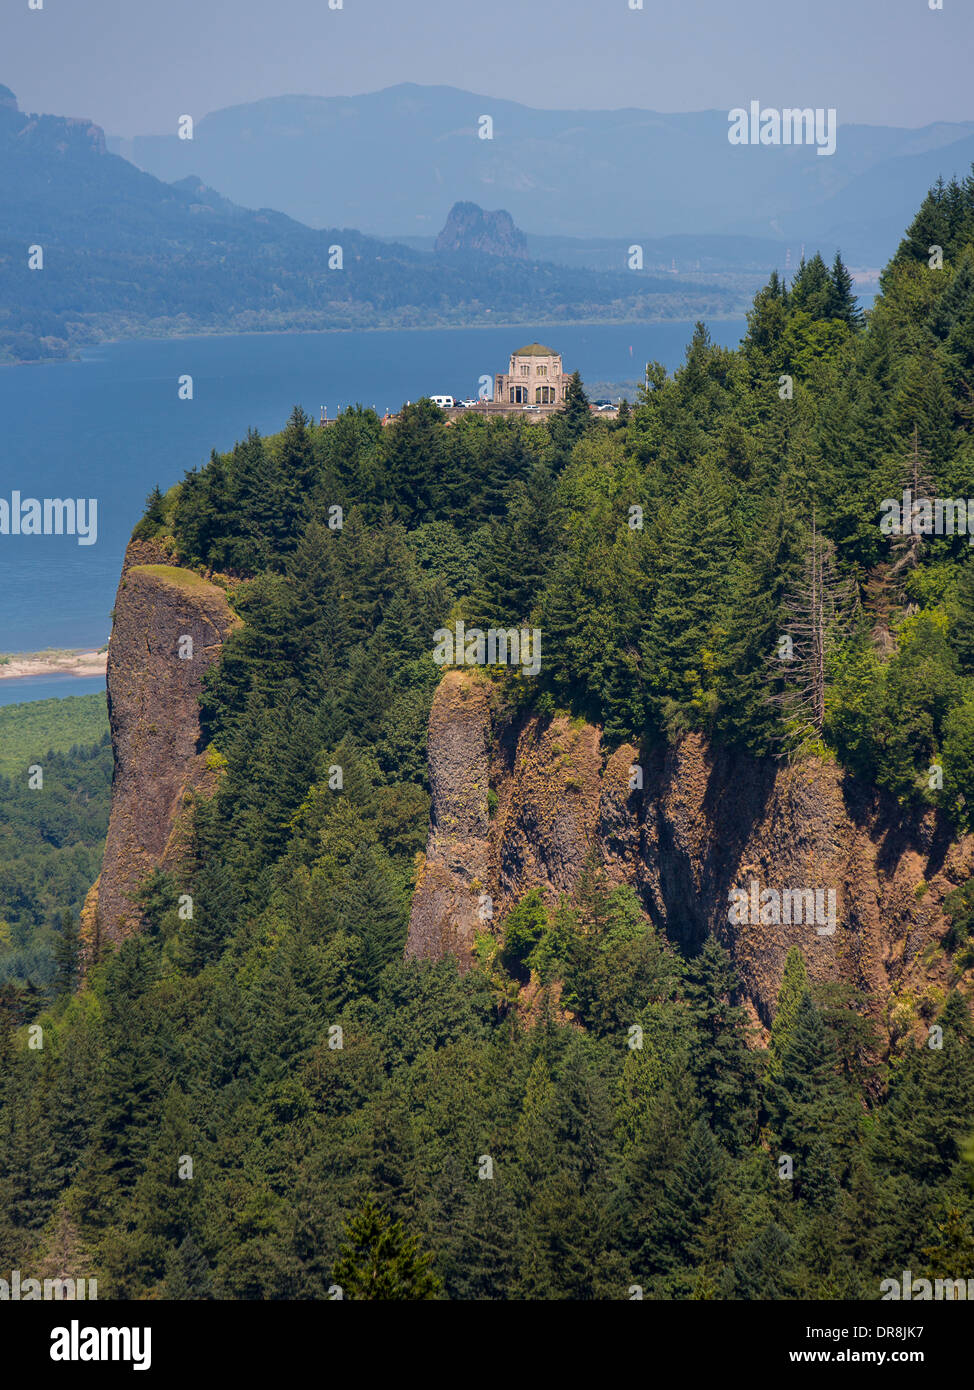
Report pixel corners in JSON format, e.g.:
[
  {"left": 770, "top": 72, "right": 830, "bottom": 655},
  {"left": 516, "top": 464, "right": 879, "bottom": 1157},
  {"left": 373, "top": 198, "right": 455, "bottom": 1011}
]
[
  {"left": 80, "top": 540, "right": 237, "bottom": 964},
  {"left": 408, "top": 670, "right": 974, "bottom": 1041}
]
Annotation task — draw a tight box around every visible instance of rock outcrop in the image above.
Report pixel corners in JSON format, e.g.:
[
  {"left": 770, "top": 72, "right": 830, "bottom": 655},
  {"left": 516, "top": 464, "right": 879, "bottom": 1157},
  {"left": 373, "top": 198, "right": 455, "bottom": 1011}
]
[
  {"left": 407, "top": 671, "right": 974, "bottom": 1038},
  {"left": 80, "top": 540, "right": 238, "bottom": 963},
  {"left": 434, "top": 201, "right": 529, "bottom": 259},
  {"left": 406, "top": 671, "right": 493, "bottom": 961}
]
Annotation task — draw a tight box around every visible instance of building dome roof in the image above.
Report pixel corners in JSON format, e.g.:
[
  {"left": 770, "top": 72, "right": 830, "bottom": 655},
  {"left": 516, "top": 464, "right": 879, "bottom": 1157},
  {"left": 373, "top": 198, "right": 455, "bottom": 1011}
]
[{"left": 513, "top": 342, "right": 557, "bottom": 357}]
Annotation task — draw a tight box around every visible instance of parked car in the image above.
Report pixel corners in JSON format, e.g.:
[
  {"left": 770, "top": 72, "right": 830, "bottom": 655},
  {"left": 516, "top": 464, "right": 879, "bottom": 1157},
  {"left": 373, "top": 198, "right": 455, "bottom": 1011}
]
[
  {"left": 460, "top": 398, "right": 479, "bottom": 408},
  {"left": 430, "top": 395, "right": 455, "bottom": 408}
]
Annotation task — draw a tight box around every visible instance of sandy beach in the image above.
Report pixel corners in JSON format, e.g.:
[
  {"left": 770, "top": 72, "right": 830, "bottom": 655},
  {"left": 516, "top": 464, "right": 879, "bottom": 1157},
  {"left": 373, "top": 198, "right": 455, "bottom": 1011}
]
[{"left": 0, "top": 648, "right": 108, "bottom": 681}]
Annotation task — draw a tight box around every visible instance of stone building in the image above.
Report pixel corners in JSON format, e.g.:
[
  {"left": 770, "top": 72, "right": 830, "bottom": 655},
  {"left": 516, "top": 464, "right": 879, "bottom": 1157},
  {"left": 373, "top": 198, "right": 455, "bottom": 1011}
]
[{"left": 494, "top": 343, "right": 569, "bottom": 407}]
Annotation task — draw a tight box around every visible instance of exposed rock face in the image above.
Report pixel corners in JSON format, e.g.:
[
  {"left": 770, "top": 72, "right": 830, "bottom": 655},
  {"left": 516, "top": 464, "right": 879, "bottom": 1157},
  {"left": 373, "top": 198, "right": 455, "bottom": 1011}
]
[
  {"left": 80, "top": 541, "right": 237, "bottom": 963},
  {"left": 618, "top": 736, "right": 974, "bottom": 1032},
  {"left": 434, "top": 201, "right": 529, "bottom": 259},
  {"left": 495, "top": 713, "right": 606, "bottom": 900},
  {"left": 406, "top": 671, "right": 492, "bottom": 961},
  {"left": 408, "top": 672, "right": 974, "bottom": 1037}
]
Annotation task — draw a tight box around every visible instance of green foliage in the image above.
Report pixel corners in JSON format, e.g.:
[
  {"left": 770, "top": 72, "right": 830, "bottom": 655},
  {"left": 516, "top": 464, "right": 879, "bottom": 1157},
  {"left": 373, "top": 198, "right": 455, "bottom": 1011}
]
[
  {"left": 943, "top": 878, "right": 974, "bottom": 962},
  {"left": 53, "top": 909, "right": 79, "bottom": 999},
  {"left": 130, "top": 485, "right": 168, "bottom": 541},
  {"left": 0, "top": 713, "right": 111, "bottom": 993},
  {"left": 0, "top": 101, "right": 745, "bottom": 364},
  {"left": 768, "top": 947, "right": 809, "bottom": 1078},
  {"left": 332, "top": 1198, "right": 441, "bottom": 1300},
  {"left": 0, "top": 693, "right": 108, "bottom": 781},
  {"left": 501, "top": 889, "right": 548, "bottom": 971},
  {"left": 4, "top": 177, "right": 974, "bottom": 1302}
]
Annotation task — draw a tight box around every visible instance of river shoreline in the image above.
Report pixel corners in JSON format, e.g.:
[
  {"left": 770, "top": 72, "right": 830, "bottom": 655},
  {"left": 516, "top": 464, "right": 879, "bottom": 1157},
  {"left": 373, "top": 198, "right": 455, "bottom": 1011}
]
[
  {"left": 0, "top": 308, "right": 759, "bottom": 368},
  {"left": 0, "top": 648, "right": 108, "bottom": 682}
]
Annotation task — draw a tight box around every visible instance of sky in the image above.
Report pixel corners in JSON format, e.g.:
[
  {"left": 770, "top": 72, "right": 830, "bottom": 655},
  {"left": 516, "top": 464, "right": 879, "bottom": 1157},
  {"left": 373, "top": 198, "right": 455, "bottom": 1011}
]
[{"left": 3, "top": 0, "right": 972, "bottom": 135}]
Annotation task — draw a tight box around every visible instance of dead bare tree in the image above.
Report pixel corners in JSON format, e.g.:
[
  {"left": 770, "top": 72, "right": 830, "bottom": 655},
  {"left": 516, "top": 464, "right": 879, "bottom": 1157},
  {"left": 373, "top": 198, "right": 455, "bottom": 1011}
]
[
  {"left": 890, "top": 425, "right": 937, "bottom": 574},
  {"left": 767, "top": 512, "right": 857, "bottom": 757},
  {"left": 867, "top": 425, "right": 937, "bottom": 651}
]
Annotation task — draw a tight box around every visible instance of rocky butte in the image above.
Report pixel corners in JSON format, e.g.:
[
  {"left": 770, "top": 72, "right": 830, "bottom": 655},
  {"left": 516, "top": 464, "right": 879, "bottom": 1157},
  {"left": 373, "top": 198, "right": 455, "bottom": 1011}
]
[{"left": 434, "top": 201, "right": 529, "bottom": 258}]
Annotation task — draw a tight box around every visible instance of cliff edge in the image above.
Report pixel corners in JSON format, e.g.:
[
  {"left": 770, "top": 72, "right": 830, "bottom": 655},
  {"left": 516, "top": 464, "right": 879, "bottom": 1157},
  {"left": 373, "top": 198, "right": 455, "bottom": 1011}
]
[
  {"left": 80, "top": 540, "right": 238, "bottom": 963},
  {"left": 406, "top": 670, "right": 493, "bottom": 961}
]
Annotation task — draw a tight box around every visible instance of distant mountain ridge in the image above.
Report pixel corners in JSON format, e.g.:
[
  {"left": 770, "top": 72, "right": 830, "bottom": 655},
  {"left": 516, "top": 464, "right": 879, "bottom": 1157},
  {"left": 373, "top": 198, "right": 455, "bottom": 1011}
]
[
  {"left": 0, "top": 87, "right": 740, "bottom": 364},
  {"left": 113, "top": 83, "right": 974, "bottom": 262}
]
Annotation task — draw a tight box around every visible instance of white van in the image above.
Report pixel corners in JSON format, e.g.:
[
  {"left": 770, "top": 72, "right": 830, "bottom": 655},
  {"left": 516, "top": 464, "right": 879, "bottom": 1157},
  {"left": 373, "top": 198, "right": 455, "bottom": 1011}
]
[{"left": 430, "top": 395, "right": 455, "bottom": 409}]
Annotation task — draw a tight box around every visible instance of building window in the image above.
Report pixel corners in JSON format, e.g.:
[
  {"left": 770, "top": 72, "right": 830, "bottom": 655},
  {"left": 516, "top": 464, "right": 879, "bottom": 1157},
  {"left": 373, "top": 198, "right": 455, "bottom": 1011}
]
[
  {"left": 537, "top": 364, "right": 547, "bottom": 376},
  {"left": 536, "top": 386, "right": 555, "bottom": 404},
  {"left": 519, "top": 364, "right": 530, "bottom": 376},
  {"left": 511, "top": 385, "right": 527, "bottom": 404}
]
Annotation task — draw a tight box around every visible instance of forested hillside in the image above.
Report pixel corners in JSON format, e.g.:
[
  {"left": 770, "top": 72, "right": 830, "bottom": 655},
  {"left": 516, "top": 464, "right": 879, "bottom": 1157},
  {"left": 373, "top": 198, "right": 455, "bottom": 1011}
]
[
  {"left": 1, "top": 179, "right": 973, "bottom": 1300},
  {"left": 0, "top": 86, "right": 735, "bottom": 364},
  {"left": 0, "top": 693, "right": 108, "bottom": 781},
  {"left": 0, "top": 696, "right": 111, "bottom": 998}
]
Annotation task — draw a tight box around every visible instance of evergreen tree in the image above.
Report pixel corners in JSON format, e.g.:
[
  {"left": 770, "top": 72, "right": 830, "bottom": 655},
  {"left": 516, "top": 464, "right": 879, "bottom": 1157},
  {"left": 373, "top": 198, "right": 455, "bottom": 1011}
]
[
  {"left": 921, "top": 1205, "right": 974, "bottom": 1286},
  {"left": 951, "top": 562, "right": 974, "bottom": 675},
  {"left": 131, "top": 1083, "right": 199, "bottom": 1281},
  {"left": 332, "top": 1198, "right": 441, "bottom": 1300},
  {"left": 177, "top": 859, "right": 243, "bottom": 974},
  {"left": 380, "top": 400, "right": 450, "bottom": 526},
  {"left": 828, "top": 251, "right": 864, "bottom": 326},
  {"left": 684, "top": 937, "right": 758, "bottom": 1150},
  {"left": 132, "top": 485, "right": 166, "bottom": 540},
  {"left": 645, "top": 458, "right": 734, "bottom": 731},
  {"left": 471, "top": 461, "right": 565, "bottom": 626},
  {"left": 164, "top": 1234, "right": 214, "bottom": 1299},
  {"left": 716, "top": 484, "right": 804, "bottom": 754},
  {"left": 334, "top": 843, "right": 408, "bottom": 994},
  {"left": 53, "top": 908, "right": 79, "bottom": 998},
  {"left": 644, "top": 1118, "right": 725, "bottom": 1278},
  {"left": 767, "top": 989, "right": 855, "bottom": 1203},
  {"left": 558, "top": 370, "right": 592, "bottom": 437},
  {"left": 767, "top": 946, "right": 809, "bottom": 1078},
  {"left": 789, "top": 253, "right": 834, "bottom": 320},
  {"left": 726, "top": 1221, "right": 798, "bottom": 1299}
]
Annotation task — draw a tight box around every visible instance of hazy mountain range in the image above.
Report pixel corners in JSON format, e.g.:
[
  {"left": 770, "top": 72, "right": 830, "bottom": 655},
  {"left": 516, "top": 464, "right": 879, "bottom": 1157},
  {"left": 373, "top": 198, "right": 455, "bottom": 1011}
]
[
  {"left": 6, "top": 78, "right": 963, "bottom": 365},
  {"left": 111, "top": 83, "right": 974, "bottom": 264},
  {"left": 0, "top": 85, "right": 737, "bottom": 364}
]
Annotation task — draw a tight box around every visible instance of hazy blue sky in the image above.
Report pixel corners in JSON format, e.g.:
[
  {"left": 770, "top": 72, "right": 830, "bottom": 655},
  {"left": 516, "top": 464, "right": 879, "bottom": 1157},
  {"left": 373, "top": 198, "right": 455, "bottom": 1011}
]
[{"left": 4, "top": 0, "right": 971, "bottom": 134}]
